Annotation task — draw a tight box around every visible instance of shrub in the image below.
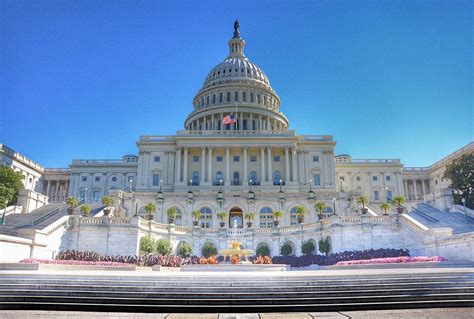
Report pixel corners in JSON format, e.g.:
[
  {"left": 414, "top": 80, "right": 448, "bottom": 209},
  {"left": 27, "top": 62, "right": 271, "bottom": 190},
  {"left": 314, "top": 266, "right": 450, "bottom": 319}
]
[
  {"left": 176, "top": 241, "right": 193, "bottom": 258},
  {"left": 280, "top": 242, "right": 293, "bottom": 256},
  {"left": 199, "top": 256, "right": 218, "bottom": 264},
  {"left": 301, "top": 240, "right": 316, "bottom": 255},
  {"left": 253, "top": 256, "right": 272, "bottom": 264},
  {"left": 101, "top": 196, "right": 114, "bottom": 207},
  {"left": 318, "top": 238, "right": 331, "bottom": 256},
  {"left": 256, "top": 244, "right": 271, "bottom": 257},
  {"left": 80, "top": 204, "right": 91, "bottom": 216},
  {"left": 156, "top": 239, "right": 172, "bottom": 256},
  {"left": 139, "top": 235, "right": 156, "bottom": 255},
  {"left": 201, "top": 241, "right": 218, "bottom": 258}
]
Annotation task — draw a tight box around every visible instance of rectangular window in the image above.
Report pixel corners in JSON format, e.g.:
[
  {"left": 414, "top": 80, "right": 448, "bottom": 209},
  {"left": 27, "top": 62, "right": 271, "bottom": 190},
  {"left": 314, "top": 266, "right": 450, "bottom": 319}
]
[
  {"left": 257, "top": 94, "right": 261, "bottom": 104},
  {"left": 313, "top": 174, "right": 321, "bottom": 186},
  {"left": 233, "top": 156, "right": 240, "bottom": 162},
  {"left": 212, "top": 94, "right": 216, "bottom": 104},
  {"left": 94, "top": 176, "right": 100, "bottom": 182},
  {"left": 193, "top": 156, "right": 199, "bottom": 162},
  {"left": 313, "top": 156, "right": 319, "bottom": 162},
  {"left": 206, "top": 96, "right": 209, "bottom": 105},
  {"left": 250, "top": 156, "right": 257, "bottom": 162},
  {"left": 152, "top": 174, "right": 160, "bottom": 186},
  {"left": 387, "top": 190, "right": 393, "bottom": 200},
  {"left": 243, "top": 92, "right": 247, "bottom": 102},
  {"left": 250, "top": 92, "right": 254, "bottom": 102},
  {"left": 219, "top": 92, "right": 223, "bottom": 103},
  {"left": 372, "top": 176, "right": 378, "bottom": 181},
  {"left": 227, "top": 92, "right": 231, "bottom": 102},
  {"left": 385, "top": 175, "right": 391, "bottom": 181},
  {"left": 216, "top": 156, "right": 223, "bottom": 162},
  {"left": 93, "top": 190, "right": 100, "bottom": 202},
  {"left": 234, "top": 91, "right": 238, "bottom": 101},
  {"left": 81, "top": 176, "right": 87, "bottom": 182},
  {"left": 154, "top": 156, "right": 160, "bottom": 162},
  {"left": 374, "top": 191, "right": 379, "bottom": 201},
  {"left": 274, "top": 156, "right": 280, "bottom": 162},
  {"left": 79, "top": 190, "right": 86, "bottom": 200}
]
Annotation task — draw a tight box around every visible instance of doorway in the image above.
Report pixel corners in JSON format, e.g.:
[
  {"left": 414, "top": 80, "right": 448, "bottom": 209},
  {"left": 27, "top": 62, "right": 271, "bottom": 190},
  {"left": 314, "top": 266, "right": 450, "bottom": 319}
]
[{"left": 229, "top": 207, "right": 243, "bottom": 228}]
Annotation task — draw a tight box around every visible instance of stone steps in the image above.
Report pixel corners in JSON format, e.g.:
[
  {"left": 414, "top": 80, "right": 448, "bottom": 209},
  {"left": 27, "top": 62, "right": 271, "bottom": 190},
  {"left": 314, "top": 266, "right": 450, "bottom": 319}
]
[{"left": 0, "top": 271, "right": 472, "bottom": 312}]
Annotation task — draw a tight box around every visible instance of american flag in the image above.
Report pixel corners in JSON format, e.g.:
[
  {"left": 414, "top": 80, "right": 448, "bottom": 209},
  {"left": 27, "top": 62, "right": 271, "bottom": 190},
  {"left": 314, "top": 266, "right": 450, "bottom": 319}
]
[{"left": 223, "top": 114, "right": 237, "bottom": 124}]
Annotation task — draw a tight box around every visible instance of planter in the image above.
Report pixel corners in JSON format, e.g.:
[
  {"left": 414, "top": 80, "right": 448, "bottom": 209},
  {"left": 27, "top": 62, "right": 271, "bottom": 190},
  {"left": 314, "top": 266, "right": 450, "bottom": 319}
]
[
  {"left": 168, "top": 218, "right": 175, "bottom": 224},
  {"left": 146, "top": 214, "right": 154, "bottom": 221},
  {"left": 193, "top": 220, "right": 199, "bottom": 226},
  {"left": 361, "top": 208, "right": 368, "bottom": 214},
  {"left": 247, "top": 222, "right": 253, "bottom": 228},
  {"left": 273, "top": 220, "right": 280, "bottom": 226},
  {"left": 103, "top": 209, "right": 111, "bottom": 216},
  {"left": 397, "top": 207, "right": 404, "bottom": 214},
  {"left": 219, "top": 222, "right": 225, "bottom": 228},
  {"left": 67, "top": 208, "right": 75, "bottom": 215},
  {"left": 317, "top": 214, "right": 324, "bottom": 220},
  {"left": 297, "top": 217, "right": 304, "bottom": 224}
]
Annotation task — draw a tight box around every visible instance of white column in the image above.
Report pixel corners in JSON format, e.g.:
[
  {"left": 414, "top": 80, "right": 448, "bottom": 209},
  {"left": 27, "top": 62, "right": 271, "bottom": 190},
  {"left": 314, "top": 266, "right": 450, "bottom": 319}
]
[
  {"left": 201, "top": 147, "right": 206, "bottom": 183},
  {"left": 267, "top": 117, "right": 271, "bottom": 131},
  {"left": 260, "top": 147, "right": 265, "bottom": 183},
  {"left": 259, "top": 116, "right": 262, "bottom": 130},
  {"left": 413, "top": 180, "right": 418, "bottom": 199},
  {"left": 54, "top": 181, "right": 60, "bottom": 201},
  {"left": 225, "top": 147, "right": 230, "bottom": 184},
  {"left": 249, "top": 113, "right": 253, "bottom": 130},
  {"left": 421, "top": 179, "right": 426, "bottom": 199},
  {"left": 46, "top": 181, "right": 51, "bottom": 198},
  {"left": 267, "top": 147, "right": 272, "bottom": 183},
  {"left": 404, "top": 180, "right": 408, "bottom": 197},
  {"left": 243, "top": 147, "right": 248, "bottom": 183},
  {"left": 211, "top": 114, "right": 215, "bottom": 130},
  {"left": 291, "top": 148, "right": 297, "bottom": 183},
  {"left": 285, "top": 147, "right": 290, "bottom": 183},
  {"left": 239, "top": 112, "right": 243, "bottom": 130},
  {"left": 207, "top": 147, "right": 213, "bottom": 183},
  {"left": 183, "top": 147, "right": 188, "bottom": 184},
  {"left": 175, "top": 147, "right": 181, "bottom": 183}
]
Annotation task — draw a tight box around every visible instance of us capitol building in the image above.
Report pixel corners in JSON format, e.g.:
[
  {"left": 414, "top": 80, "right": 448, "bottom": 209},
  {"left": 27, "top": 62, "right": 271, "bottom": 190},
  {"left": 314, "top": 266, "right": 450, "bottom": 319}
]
[{"left": 1, "top": 22, "right": 472, "bottom": 261}]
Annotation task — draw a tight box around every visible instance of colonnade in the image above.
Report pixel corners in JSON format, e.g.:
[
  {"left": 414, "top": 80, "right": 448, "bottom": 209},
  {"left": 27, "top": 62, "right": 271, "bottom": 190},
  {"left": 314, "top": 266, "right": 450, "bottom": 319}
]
[
  {"left": 43, "top": 179, "right": 70, "bottom": 202},
  {"left": 175, "top": 145, "right": 298, "bottom": 186},
  {"left": 185, "top": 112, "right": 287, "bottom": 132},
  {"left": 403, "top": 179, "right": 430, "bottom": 201}
]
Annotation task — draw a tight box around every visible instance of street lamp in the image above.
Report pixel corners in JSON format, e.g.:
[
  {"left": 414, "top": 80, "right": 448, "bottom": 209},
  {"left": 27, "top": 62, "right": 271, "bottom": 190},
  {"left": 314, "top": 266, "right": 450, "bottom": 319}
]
[
  {"left": 332, "top": 197, "right": 337, "bottom": 215},
  {"left": 188, "top": 179, "right": 193, "bottom": 193},
  {"left": 339, "top": 177, "right": 343, "bottom": 192},
  {"left": 249, "top": 179, "right": 253, "bottom": 193},
  {"left": 279, "top": 179, "right": 283, "bottom": 192},
  {"left": 128, "top": 178, "right": 133, "bottom": 192},
  {"left": 219, "top": 179, "right": 223, "bottom": 192}
]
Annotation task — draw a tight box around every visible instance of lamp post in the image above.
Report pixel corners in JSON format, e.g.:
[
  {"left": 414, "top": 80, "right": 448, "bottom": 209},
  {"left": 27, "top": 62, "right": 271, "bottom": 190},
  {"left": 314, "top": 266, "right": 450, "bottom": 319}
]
[
  {"left": 128, "top": 178, "right": 133, "bottom": 192},
  {"left": 339, "top": 177, "right": 343, "bottom": 192},
  {"left": 249, "top": 179, "right": 253, "bottom": 193},
  {"left": 462, "top": 197, "right": 466, "bottom": 207},
  {"left": 309, "top": 179, "right": 313, "bottom": 193},
  {"left": 332, "top": 197, "right": 337, "bottom": 215},
  {"left": 279, "top": 179, "right": 283, "bottom": 192},
  {"left": 188, "top": 179, "right": 193, "bottom": 192},
  {"left": 219, "top": 179, "right": 223, "bottom": 192}
]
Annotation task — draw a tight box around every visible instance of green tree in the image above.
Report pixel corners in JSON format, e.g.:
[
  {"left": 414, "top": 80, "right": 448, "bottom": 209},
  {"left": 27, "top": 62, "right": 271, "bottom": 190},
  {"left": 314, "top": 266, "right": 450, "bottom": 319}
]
[
  {"left": 444, "top": 152, "right": 474, "bottom": 209},
  {"left": 380, "top": 202, "right": 391, "bottom": 215},
  {"left": 256, "top": 244, "right": 271, "bottom": 257},
  {"left": 155, "top": 239, "right": 172, "bottom": 255},
  {"left": 176, "top": 241, "right": 193, "bottom": 258},
  {"left": 280, "top": 242, "right": 293, "bottom": 256},
  {"left": 0, "top": 166, "right": 24, "bottom": 209},
  {"left": 201, "top": 241, "right": 218, "bottom": 258},
  {"left": 301, "top": 240, "right": 316, "bottom": 255},
  {"left": 139, "top": 235, "right": 156, "bottom": 255},
  {"left": 318, "top": 238, "right": 331, "bottom": 256}
]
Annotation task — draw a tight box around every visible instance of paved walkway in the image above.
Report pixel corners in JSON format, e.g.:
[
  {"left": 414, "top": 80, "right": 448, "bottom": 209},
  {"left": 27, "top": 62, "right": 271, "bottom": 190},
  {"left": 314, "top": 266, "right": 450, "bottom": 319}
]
[{"left": 1, "top": 308, "right": 473, "bottom": 318}]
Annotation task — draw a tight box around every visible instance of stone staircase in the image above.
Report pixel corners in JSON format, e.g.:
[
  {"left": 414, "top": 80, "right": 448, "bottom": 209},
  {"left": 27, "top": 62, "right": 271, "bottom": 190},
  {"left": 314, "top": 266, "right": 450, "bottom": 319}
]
[
  {"left": 0, "top": 269, "right": 472, "bottom": 312},
  {"left": 408, "top": 203, "right": 474, "bottom": 234}
]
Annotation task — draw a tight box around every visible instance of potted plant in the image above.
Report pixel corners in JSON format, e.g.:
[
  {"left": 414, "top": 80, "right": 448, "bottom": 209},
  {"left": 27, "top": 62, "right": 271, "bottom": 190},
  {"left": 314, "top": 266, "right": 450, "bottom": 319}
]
[
  {"left": 217, "top": 212, "right": 226, "bottom": 227},
  {"left": 245, "top": 212, "right": 255, "bottom": 228},
  {"left": 314, "top": 201, "right": 327, "bottom": 220},
  {"left": 80, "top": 204, "right": 91, "bottom": 217},
  {"left": 192, "top": 209, "right": 202, "bottom": 226},
  {"left": 66, "top": 197, "right": 78, "bottom": 215},
  {"left": 295, "top": 205, "right": 306, "bottom": 224},
  {"left": 272, "top": 210, "right": 283, "bottom": 226},
  {"left": 144, "top": 202, "right": 156, "bottom": 221},
  {"left": 380, "top": 202, "right": 391, "bottom": 216},
  {"left": 101, "top": 196, "right": 114, "bottom": 215},
  {"left": 166, "top": 207, "right": 177, "bottom": 224},
  {"left": 393, "top": 196, "right": 406, "bottom": 214},
  {"left": 357, "top": 196, "right": 369, "bottom": 214}
]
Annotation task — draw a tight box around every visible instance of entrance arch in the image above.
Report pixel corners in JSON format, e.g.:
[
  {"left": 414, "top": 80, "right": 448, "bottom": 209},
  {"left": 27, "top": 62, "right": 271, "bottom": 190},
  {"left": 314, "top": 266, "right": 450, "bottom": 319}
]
[{"left": 229, "top": 206, "right": 243, "bottom": 228}]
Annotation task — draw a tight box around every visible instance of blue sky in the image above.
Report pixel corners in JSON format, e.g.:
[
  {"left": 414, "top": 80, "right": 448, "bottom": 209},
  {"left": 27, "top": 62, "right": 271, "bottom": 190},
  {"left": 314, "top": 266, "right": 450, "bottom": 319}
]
[{"left": 1, "top": 0, "right": 472, "bottom": 168}]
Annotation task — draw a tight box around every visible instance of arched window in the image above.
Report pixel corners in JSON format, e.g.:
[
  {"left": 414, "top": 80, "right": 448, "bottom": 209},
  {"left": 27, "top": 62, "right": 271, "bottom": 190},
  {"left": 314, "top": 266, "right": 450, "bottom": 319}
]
[
  {"left": 227, "top": 92, "right": 231, "bottom": 102},
  {"left": 170, "top": 207, "right": 182, "bottom": 226},
  {"left": 290, "top": 207, "right": 298, "bottom": 225},
  {"left": 219, "top": 92, "right": 223, "bottom": 103},
  {"left": 200, "top": 207, "right": 212, "bottom": 228},
  {"left": 243, "top": 119, "right": 248, "bottom": 130},
  {"left": 206, "top": 95, "right": 209, "bottom": 105},
  {"left": 250, "top": 92, "right": 254, "bottom": 103},
  {"left": 192, "top": 171, "right": 199, "bottom": 185},
  {"left": 273, "top": 171, "right": 281, "bottom": 185},
  {"left": 212, "top": 94, "right": 216, "bottom": 104},
  {"left": 234, "top": 91, "right": 239, "bottom": 101},
  {"left": 259, "top": 207, "right": 273, "bottom": 228},
  {"left": 242, "top": 92, "right": 247, "bottom": 102},
  {"left": 250, "top": 171, "right": 257, "bottom": 184}
]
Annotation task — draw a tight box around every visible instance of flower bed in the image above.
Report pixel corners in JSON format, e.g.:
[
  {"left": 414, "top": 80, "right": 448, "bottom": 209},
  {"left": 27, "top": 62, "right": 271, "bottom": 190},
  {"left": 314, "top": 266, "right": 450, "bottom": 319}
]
[
  {"left": 20, "top": 258, "right": 134, "bottom": 267},
  {"left": 336, "top": 256, "right": 447, "bottom": 266}
]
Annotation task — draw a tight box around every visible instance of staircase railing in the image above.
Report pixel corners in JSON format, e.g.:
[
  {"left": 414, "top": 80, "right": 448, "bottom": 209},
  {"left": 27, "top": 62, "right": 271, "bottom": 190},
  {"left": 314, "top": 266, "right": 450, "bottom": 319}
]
[
  {"left": 31, "top": 207, "right": 62, "bottom": 226},
  {"left": 387, "top": 198, "right": 438, "bottom": 222}
]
